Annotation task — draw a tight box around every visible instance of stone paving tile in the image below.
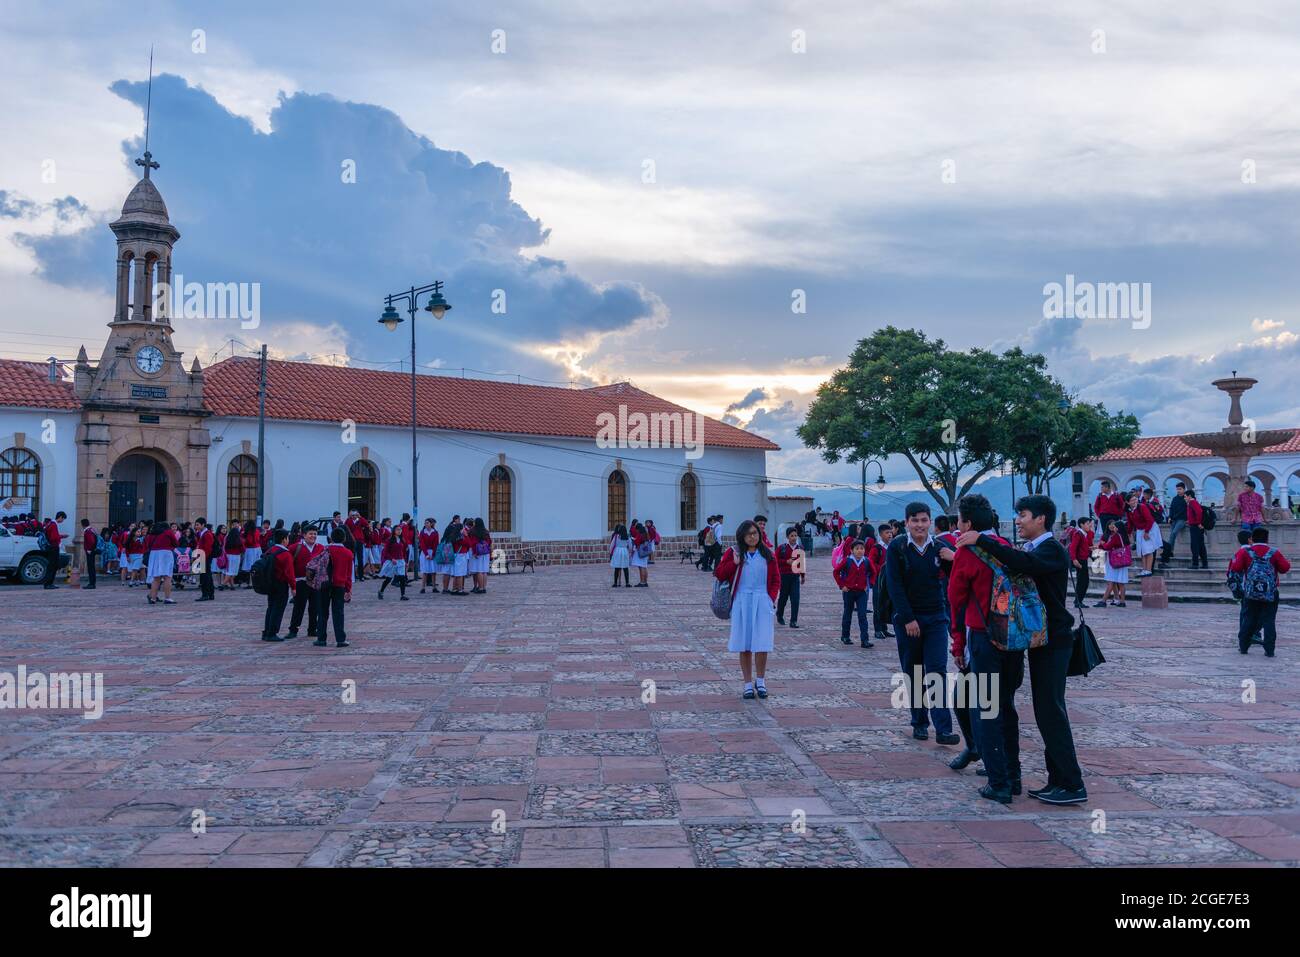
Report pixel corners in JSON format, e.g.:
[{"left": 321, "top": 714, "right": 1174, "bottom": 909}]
[
  {"left": 688, "top": 823, "right": 867, "bottom": 867},
  {"left": 3, "top": 560, "right": 1298, "bottom": 867},
  {"left": 526, "top": 784, "right": 680, "bottom": 821},
  {"left": 337, "top": 828, "right": 521, "bottom": 867}
]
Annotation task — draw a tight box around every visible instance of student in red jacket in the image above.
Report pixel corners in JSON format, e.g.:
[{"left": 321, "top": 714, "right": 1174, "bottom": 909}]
[
  {"left": 261, "top": 528, "right": 296, "bottom": 641},
  {"left": 1229, "top": 528, "right": 1290, "bottom": 657},
  {"left": 776, "top": 526, "right": 805, "bottom": 629},
  {"left": 317, "top": 528, "right": 354, "bottom": 647},
  {"left": 1185, "top": 490, "right": 1209, "bottom": 569},
  {"left": 1125, "top": 491, "right": 1158, "bottom": 577},
  {"left": 378, "top": 522, "right": 410, "bottom": 600},
  {"left": 945, "top": 493, "right": 1018, "bottom": 801},
  {"left": 288, "top": 526, "right": 325, "bottom": 637},
  {"left": 193, "top": 518, "right": 216, "bottom": 601},
  {"left": 449, "top": 522, "right": 473, "bottom": 596},
  {"left": 870, "top": 523, "right": 894, "bottom": 642},
  {"left": 715, "top": 520, "right": 781, "bottom": 700},
  {"left": 754, "top": 514, "right": 774, "bottom": 551},
  {"left": 145, "top": 521, "right": 179, "bottom": 605},
  {"left": 835, "top": 538, "right": 873, "bottom": 647},
  {"left": 40, "top": 511, "right": 66, "bottom": 589},
  {"left": 79, "top": 518, "right": 98, "bottom": 590},
  {"left": 418, "top": 519, "right": 440, "bottom": 593},
  {"left": 467, "top": 517, "right": 493, "bottom": 594},
  {"left": 1093, "top": 479, "right": 1125, "bottom": 525},
  {"left": 1068, "top": 516, "right": 1095, "bottom": 609},
  {"left": 221, "top": 525, "right": 244, "bottom": 590}
]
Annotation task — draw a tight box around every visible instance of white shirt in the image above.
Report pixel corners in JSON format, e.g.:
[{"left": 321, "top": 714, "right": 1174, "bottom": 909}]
[
  {"left": 1023, "top": 531, "right": 1054, "bottom": 552},
  {"left": 907, "top": 533, "right": 934, "bottom": 554}
]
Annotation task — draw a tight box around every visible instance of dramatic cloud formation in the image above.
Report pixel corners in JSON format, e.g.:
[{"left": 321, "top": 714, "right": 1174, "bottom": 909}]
[{"left": 17, "top": 75, "right": 663, "bottom": 380}]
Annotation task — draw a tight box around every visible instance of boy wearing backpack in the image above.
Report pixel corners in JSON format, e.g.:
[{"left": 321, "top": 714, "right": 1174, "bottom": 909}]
[
  {"left": 954, "top": 494, "right": 1086, "bottom": 805},
  {"left": 947, "top": 493, "right": 1017, "bottom": 799},
  {"left": 288, "top": 526, "right": 325, "bottom": 638},
  {"left": 835, "top": 538, "right": 873, "bottom": 647},
  {"left": 260, "top": 529, "right": 296, "bottom": 642},
  {"left": 1229, "top": 528, "right": 1289, "bottom": 656}
]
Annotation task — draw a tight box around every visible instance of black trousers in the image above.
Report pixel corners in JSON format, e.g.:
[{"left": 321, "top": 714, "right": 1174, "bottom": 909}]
[
  {"left": 199, "top": 567, "right": 214, "bottom": 598},
  {"left": 1026, "top": 634, "right": 1084, "bottom": 791},
  {"left": 42, "top": 547, "right": 60, "bottom": 587},
  {"left": 872, "top": 578, "right": 889, "bottom": 636},
  {"left": 841, "top": 589, "right": 869, "bottom": 640},
  {"left": 953, "top": 668, "right": 977, "bottom": 752},
  {"left": 352, "top": 544, "right": 363, "bottom": 577},
  {"left": 777, "top": 573, "right": 801, "bottom": 623},
  {"left": 1189, "top": 527, "right": 1208, "bottom": 567},
  {"left": 970, "top": 630, "right": 1025, "bottom": 790},
  {"left": 1239, "top": 599, "right": 1278, "bottom": 655},
  {"left": 85, "top": 551, "right": 97, "bottom": 587},
  {"left": 1073, "top": 564, "right": 1089, "bottom": 606},
  {"left": 290, "top": 580, "right": 319, "bottom": 634},
  {"left": 263, "top": 584, "right": 290, "bottom": 637},
  {"left": 319, "top": 584, "right": 347, "bottom": 642}
]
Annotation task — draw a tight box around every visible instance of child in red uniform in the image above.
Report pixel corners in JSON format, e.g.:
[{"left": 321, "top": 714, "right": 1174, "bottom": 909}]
[
  {"left": 418, "top": 519, "right": 440, "bottom": 593},
  {"left": 450, "top": 522, "right": 473, "bottom": 595},
  {"left": 222, "top": 525, "right": 243, "bottom": 590},
  {"left": 1069, "top": 516, "right": 1095, "bottom": 609},
  {"left": 261, "top": 528, "right": 296, "bottom": 640},
  {"left": 317, "top": 528, "right": 354, "bottom": 647},
  {"left": 1229, "top": 529, "right": 1290, "bottom": 656},
  {"left": 467, "top": 517, "right": 492, "bottom": 594},
  {"left": 378, "top": 523, "right": 409, "bottom": 600},
  {"left": 146, "top": 521, "right": 179, "bottom": 605},
  {"left": 288, "top": 527, "right": 324, "bottom": 636},
  {"left": 776, "top": 526, "right": 805, "bottom": 628},
  {"left": 835, "top": 538, "right": 873, "bottom": 647}
]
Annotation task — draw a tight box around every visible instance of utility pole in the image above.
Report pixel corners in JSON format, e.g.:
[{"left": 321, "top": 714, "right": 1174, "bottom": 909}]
[{"left": 255, "top": 344, "right": 267, "bottom": 524}]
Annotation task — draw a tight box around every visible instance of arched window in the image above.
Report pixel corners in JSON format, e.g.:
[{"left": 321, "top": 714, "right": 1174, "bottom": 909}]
[
  {"left": 348, "top": 460, "right": 377, "bottom": 520},
  {"left": 607, "top": 470, "right": 627, "bottom": 531},
  {"left": 0, "top": 448, "right": 40, "bottom": 517},
  {"left": 226, "top": 454, "right": 258, "bottom": 525},
  {"left": 679, "top": 472, "right": 698, "bottom": 530},
  {"left": 488, "top": 465, "right": 513, "bottom": 532}
]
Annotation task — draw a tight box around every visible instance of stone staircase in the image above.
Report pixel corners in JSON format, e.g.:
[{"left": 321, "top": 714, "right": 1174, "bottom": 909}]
[{"left": 1086, "top": 555, "right": 1300, "bottom": 605}]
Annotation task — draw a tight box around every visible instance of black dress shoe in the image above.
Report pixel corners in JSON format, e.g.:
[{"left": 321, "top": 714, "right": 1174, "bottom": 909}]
[
  {"left": 840, "top": 636, "right": 852, "bottom": 645},
  {"left": 777, "top": 616, "right": 786, "bottom": 625},
  {"left": 936, "top": 732, "right": 960, "bottom": 745},
  {"left": 912, "top": 727, "right": 928, "bottom": 741},
  {"left": 1026, "top": 784, "right": 1054, "bottom": 799},
  {"left": 261, "top": 635, "right": 284, "bottom": 642},
  {"left": 312, "top": 639, "right": 327, "bottom": 647},
  {"left": 979, "top": 784, "right": 1012, "bottom": 804},
  {"left": 1010, "top": 778, "right": 1022, "bottom": 796},
  {"left": 336, "top": 640, "right": 350, "bottom": 648},
  {"left": 1033, "top": 786, "right": 1088, "bottom": 805},
  {"left": 859, "top": 639, "right": 872, "bottom": 647},
  {"left": 790, "top": 623, "right": 800, "bottom": 629},
  {"left": 948, "top": 748, "right": 980, "bottom": 770}
]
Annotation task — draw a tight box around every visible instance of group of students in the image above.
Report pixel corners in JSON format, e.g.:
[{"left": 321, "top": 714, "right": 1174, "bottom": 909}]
[
  {"left": 708, "top": 495, "right": 1089, "bottom": 806},
  {"left": 608, "top": 519, "right": 662, "bottom": 586}
]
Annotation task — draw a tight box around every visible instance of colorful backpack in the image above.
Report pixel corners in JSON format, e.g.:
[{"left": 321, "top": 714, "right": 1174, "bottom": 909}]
[
  {"left": 971, "top": 546, "right": 1049, "bottom": 651},
  {"left": 435, "top": 541, "right": 454, "bottom": 564},
  {"left": 305, "top": 546, "right": 332, "bottom": 590},
  {"left": 1243, "top": 547, "right": 1279, "bottom": 603}
]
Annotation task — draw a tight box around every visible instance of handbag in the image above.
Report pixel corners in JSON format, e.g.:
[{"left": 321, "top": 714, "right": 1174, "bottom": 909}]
[
  {"left": 1067, "top": 611, "right": 1105, "bottom": 677},
  {"left": 709, "top": 549, "right": 736, "bottom": 620},
  {"left": 1109, "top": 544, "right": 1132, "bottom": 568}
]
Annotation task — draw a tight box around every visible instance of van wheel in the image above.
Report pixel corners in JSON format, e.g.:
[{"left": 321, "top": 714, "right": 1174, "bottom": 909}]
[{"left": 19, "top": 554, "right": 49, "bottom": 585}]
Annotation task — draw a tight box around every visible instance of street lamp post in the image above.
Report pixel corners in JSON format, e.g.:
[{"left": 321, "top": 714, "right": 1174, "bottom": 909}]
[
  {"left": 860, "top": 458, "right": 886, "bottom": 520},
  {"left": 378, "top": 281, "right": 452, "bottom": 522}
]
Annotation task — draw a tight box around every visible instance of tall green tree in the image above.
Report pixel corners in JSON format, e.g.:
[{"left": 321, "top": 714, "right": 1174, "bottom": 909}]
[{"left": 797, "top": 327, "right": 1139, "bottom": 511}]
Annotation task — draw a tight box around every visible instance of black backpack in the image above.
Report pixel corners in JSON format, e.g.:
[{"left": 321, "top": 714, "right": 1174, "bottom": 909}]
[
  {"left": 1201, "top": 505, "right": 1217, "bottom": 531},
  {"left": 250, "top": 547, "right": 280, "bottom": 595},
  {"left": 697, "top": 528, "right": 708, "bottom": 547}
]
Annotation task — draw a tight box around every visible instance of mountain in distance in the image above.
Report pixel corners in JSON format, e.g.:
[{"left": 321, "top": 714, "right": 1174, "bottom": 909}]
[{"left": 771, "top": 473, "right": 1077, "bottom": 523}]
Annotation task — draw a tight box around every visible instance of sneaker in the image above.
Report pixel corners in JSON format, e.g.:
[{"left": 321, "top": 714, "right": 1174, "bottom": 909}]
[
  {"left": 163, "top": 598, "right": 176, "bottom": 604},
  {"left": 860, "top": 639, "right": 873, "bottom": 648},
  {"left": 261, "top": 635, "right": 284, "bottom": 642},
  {"left": 336, "top": 640, "right": 350, "bottom": 648},
  {"left": 287, "top": 630, "right": 298, "bottom": 638},
  {"left": 840, "top": 635, "right": 852, "bottom": 645},
  {"left": 1116, "top": 601, "right": 1127, "bottom": 607},
  {"left": 1026, "top": 784, "right": 1054, "bottom": 799},
  {"left": 790, "top": 622, "right": 800, "bottom": 629},
  {"left": 777, "top": 616, "right": 786, "bottom": 626},
  {"left": 1033, "top": 786, "right": 1088, "bottom": 805},
  {"left": 978, "top": 784, "right": 1012, "bottom": 804},
  {"left": 936, "top": 732, "right": 960, "bottom": 745},
  {"left": 912, "top": 727, "right": 928, "bottom": 741},
  {"left": 312, "top": 639, "right": 327, "bottom": 647}
]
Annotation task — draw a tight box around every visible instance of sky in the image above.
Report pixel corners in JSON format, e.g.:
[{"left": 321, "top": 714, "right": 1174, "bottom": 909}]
[{"left": 2, "top": 0, "right": 1299, "bottom": 498}]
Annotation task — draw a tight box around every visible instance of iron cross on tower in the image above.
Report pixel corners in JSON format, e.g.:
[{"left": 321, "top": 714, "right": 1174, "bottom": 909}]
[{"left": 134, "top": 46, "right": 159, "bottom": 179}]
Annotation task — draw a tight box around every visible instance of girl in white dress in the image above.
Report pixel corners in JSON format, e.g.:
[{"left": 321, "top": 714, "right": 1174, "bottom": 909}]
[
  {"left": 609, "top": 524, "right": 631, "bottom": 587},
  {"left": 1098, "top": 520, "right": 1130, "bottom": 607},
  {"left": 629, "top": 521, "right": 651, "bottom": 587},
  {"left": 714, "top": 520, "right": 778, "bottom": 700},
  {"left": 466, "top": 517, "right": 493, "bottom": 594}
]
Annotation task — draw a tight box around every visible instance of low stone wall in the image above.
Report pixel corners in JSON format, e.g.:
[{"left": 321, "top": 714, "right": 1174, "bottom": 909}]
[{"left": 495, "top": 534, "right": 734, "bottom": 567}]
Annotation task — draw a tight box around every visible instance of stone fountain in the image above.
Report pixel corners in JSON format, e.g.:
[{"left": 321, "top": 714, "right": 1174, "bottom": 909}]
[{"left": 1181, "top": 374, "right": 1296, "bottom": 523}]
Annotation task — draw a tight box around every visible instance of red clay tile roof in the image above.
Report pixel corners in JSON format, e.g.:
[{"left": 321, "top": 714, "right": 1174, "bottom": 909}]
[
  {"left": 1089, "top": 432, "right": 1300, "bottom": 462},
  {"left": 0, "top": 360, "right": 79, "bottom": 411},
  {"left": 202, "top": 357, "right": 779, "bottom": 451}
]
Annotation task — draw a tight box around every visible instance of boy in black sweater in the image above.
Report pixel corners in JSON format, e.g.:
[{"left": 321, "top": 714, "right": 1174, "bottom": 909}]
[
  {"left": 954, "top": 494, "right": 1086, "bottom": 805},
  {"left": 885, "top": 502, "right": 958, "bottom": 745}
]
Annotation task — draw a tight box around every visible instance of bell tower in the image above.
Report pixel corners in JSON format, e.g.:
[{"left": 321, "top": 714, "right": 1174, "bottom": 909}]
[{"left": 74, "top": 53, "right": 210, "bottom": 535}]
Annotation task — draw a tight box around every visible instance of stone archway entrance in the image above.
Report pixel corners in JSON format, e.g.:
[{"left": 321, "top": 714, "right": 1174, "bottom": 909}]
[{"left": 109, "top": 452, "right": 171, "bottom": 525}]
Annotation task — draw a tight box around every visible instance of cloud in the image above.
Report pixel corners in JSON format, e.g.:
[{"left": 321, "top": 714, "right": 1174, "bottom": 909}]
[
  {"left": 1251, "top": 317, "right": 1284, "bottom": 332},
  {"left": 14, "top": 74, "right": 662, "bottom": 381},
  {"left": 726, "top": 388, "right": 769, "bottom": 413}
]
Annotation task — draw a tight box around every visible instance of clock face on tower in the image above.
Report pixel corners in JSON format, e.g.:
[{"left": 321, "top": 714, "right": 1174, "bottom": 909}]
[{"left": 135, "top": 345, "right": 164, "bottom": 374}]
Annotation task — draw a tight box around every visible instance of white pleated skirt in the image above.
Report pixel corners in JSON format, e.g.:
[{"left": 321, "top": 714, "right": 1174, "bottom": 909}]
[
  {"left": 147, "top": 550, "right": 175, "bottom": 580},
  {"left": 380, "top": 559, "right": 407, "bottom": 578},
  {"left": 452, "top": 553, "right": 469, "bottom": 577},
  {"left": 728, "top": 589, "right": 775, "bottom": 653},
  {"left": 419, "top": 555, "right": 439, "bottom": 574},
  {"left": 468, "top": 553, "right": 490, "bottom": 574},
  {"left": 241, "top": 547, "right": 261, "bottom": 572},
  {"left": 127, "top": 553, "right": 144, "bottom": 571},
  {"left": 1136, "top": 525, "right": 1162, "bottom": 556}
]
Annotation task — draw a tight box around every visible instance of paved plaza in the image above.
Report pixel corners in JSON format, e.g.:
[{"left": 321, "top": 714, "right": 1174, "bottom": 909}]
[{"left": 1, "top": 558, "right": 1298, "bottom": 868}]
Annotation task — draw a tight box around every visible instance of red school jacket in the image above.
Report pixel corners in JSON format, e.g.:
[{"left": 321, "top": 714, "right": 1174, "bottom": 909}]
[
  {"left": 381, "top": 536, "right": 407, "bottom": 562},
  {"left": 419, "top": 529, "right": 440, "bottom": 557},
  {"left": 1228, "top": 543, "right": 1291, "bottom": 577},
  {"left": 834, "top": 556, "right": 871, "bottom": 592},
  {"left": 946, "top": 534, "right": 1010, "bottom": 659},
  {"left": 714, "top": 546, "right": 781, "bottom": 602},
  {"left": 452, "top": 530, "right": 474, "bottom": 554},
  {"left": 291, "top": 540, "right": 324, "bottom": 578},
  {"left": 1068, "top": 528, "right": 1094, "bottom": 563},
  {"left": 1094, "top": 492, "right": 1126, "bottom": 518},
  {"left": 149, "top": 529, "right": 179, "bottom": 552},
  {"left": 1127, "top": 502, "right": 1154, "bottom": 532},
  {"left": 42, "top": 519, "right": 62, "bottom": 548},
  {"left": 195, "top": 528, "right": 215, "bottom": 558},
  {"left": 326, "top": 543, "right": 355, "bottom": 589}
]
